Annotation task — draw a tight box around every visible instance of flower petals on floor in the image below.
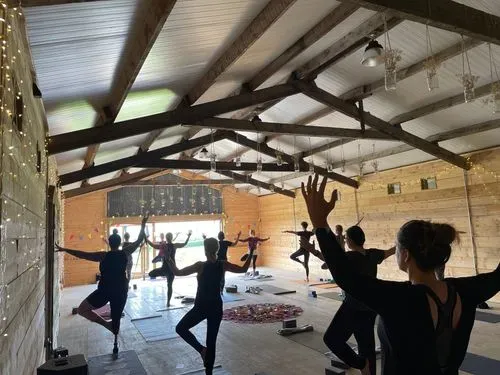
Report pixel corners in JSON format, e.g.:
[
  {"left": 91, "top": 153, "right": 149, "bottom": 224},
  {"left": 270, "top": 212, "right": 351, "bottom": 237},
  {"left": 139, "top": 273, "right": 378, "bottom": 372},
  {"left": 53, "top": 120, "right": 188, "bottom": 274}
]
[{"left": 222, "top": 303, "right": 303, "bottom": 324}]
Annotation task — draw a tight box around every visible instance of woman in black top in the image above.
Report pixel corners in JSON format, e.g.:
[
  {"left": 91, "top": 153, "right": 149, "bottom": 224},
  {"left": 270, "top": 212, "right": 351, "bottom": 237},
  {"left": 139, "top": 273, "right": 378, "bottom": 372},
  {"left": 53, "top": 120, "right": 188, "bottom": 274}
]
[
  {"left": 283, "top": 221, "right": 314, "bottom": 281},
  {"left": 302, "top": 175, "right": 500, "bottom": 375},
  {"left": 147, "top": 230, "right": 191, "bottom": 307},
  {"left": 56, "top": 216, "right": 148, "bottom": 356},
  {"left": 303, "top": 226, "right": 394, "bottom": 374},
  {"left": 168, "top": 238, "right": 254, "bottom": 375},
  {"left": 212, "top": 231, "right": 241, "bottom": 292}
]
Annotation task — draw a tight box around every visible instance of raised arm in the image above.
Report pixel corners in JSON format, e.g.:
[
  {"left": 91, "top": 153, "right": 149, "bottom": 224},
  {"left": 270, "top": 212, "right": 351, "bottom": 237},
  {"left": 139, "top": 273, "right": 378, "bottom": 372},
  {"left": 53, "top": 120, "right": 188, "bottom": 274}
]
[
  {"left": 302, "top": 175, "right": 404, "bottom": 315},
  {"left": 166, "top": 257, "right": 203, "bottom": 276},
  {"left": 224, "top": 249, "right": 254, "bottom": 273},
  {"left": 239, "top": 237, "right": 250, "bottom": 243},
  {"left": 173, "top": 232, "right": 180, "bottom": 242},
  {"left": 55, "top": 243, "right": 106, "bottom": 262},
  {"left": 123, "top": 216, "right": 148, "bottom": 255},
  {"left": 230, "top": 231, "right": 242, "bottom": 246},
  {"left": 451, "top": 263, "right": 500, "bottom": 306},
  {"left": 146, "top": 238, "right": 161, "bottom": 250},
  {"left": 175, "top": 230, "right": 192, "bottom": 249},
  {"left": 282, "top": 230, "right": 298, "bottom": 235},
  {"left": 257, "top": 237, "right": 270, "bottom": 242},
  {"left": 383, "top": 246, "right": 396, "bottom": 260}
]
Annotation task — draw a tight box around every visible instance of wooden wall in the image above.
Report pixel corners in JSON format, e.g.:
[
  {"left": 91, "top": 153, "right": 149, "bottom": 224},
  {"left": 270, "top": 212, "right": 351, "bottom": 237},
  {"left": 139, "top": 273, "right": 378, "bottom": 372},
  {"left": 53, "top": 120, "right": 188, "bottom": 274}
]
[
  {"left": 62, "top": 183, "right": 259, "bottom": 286},
  {"left": 0, "top": 7, "right": 62, "bottom": 374},
  {"left": 259, "top": 147, "right": 500, "bottom": 302}
]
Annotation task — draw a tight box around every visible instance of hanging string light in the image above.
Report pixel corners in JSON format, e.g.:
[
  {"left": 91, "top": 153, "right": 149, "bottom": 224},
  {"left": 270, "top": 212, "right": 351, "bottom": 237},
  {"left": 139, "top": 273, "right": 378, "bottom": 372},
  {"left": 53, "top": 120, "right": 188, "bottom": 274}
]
[
  {"left": 357, "top": 142, "right": 365, "bottom": 177},
  {"left": 209, "top": 128, "right": 216, "bottom": 171},
  {"left": 370, "top": 143, "right": 379, "bottom": 173},
  {"left": 234, "top": 132, "right": 241, "bottom": 167},
  {"left": 293, "top": 136, "right": 300, "bottom": 172},
  {"left": 256, "top": 132, "right": 262, "bottom": 172}
]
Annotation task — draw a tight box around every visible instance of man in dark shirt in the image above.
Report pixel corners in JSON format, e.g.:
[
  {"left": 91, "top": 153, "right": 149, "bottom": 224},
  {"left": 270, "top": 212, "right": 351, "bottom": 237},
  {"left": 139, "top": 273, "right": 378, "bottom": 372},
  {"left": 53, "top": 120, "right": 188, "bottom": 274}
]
[{"left": 283, "top": 221, "right": 314, "bottom": 282}]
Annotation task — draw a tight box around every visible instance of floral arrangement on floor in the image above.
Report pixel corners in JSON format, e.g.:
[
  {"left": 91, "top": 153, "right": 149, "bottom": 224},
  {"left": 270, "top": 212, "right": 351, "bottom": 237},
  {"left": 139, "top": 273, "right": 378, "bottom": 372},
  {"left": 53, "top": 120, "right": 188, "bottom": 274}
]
[{"left": 222, "top": 303, "right": 303, "bottom": 324}]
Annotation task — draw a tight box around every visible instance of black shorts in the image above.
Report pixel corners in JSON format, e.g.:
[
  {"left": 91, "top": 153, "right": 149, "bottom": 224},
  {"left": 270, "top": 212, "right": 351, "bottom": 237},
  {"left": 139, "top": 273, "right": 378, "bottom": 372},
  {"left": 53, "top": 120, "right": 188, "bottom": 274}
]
[{"left": 86, "top": 287, "right": 127, "bottom": 310}]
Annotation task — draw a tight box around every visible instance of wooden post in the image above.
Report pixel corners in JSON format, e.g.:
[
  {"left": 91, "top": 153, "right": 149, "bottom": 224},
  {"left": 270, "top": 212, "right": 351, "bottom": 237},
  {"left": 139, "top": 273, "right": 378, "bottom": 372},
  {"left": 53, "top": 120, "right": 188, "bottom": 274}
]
[{"left": 463, "top": 170, "right": 479, "bottom": 275}]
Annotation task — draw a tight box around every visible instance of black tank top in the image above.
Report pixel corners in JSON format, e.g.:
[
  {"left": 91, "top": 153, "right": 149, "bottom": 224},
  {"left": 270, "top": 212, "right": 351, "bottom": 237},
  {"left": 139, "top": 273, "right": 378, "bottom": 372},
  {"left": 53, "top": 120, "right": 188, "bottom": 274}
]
[
  {"left": 195, "top": 261, "right": 224, "bottom": 305},
  {"left": 421, "top": 282, "right": 457, "bottom": 373},
  {"left": 99, "top": 251, "right": 128, "bottom": 290}
]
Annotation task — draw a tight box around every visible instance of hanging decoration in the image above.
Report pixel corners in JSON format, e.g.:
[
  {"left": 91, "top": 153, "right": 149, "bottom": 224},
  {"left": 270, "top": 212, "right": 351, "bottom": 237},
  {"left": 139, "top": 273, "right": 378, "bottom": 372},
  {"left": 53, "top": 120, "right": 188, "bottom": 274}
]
[
  {"left": 482, "top": 44, "right": 500, "bottom": 113},
  {"left": 458, "top": 35, "right": 479, "bottom": 103},
  {"left": 326, "top": 138, "right": 334, "bottom": 172},
  {"left": 424, "top": 25, "right": 440, "bottom": 91},
  {"left": 340, "top": 141, "right": 346, "bottom": 173},
  {"left": 256, "top": 132, "right": 263, "bottom": 172},
  {"left": 357, "top": 142, "right": 365, "bottom": 177},
  {"left": 234, "top": 132, "right": 241, "bottom": 167},
  {"left": 384, "top": 15, "right": 402, "bottom": 91},
  {"left": 209, "top": 128, "right": 217, "bottom": 171},
  {"left": 370, "top": 143, "right": 379, "bottom": 173}
]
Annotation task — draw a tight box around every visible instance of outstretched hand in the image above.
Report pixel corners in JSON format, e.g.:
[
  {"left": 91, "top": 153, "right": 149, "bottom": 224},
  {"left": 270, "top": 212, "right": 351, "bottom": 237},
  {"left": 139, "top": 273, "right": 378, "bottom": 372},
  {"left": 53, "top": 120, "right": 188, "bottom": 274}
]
[
  {"left": 141, "top": 215, "right": 149, "bottom": 226},
  {"left": 187, "top": 229, "right": 192, "bottom": 236},
  {"left": 55, "top": 243, "right": 63, "bottom": 252},
  {"left": 301, "top": 174, "right": 338, "bottom": 228}
]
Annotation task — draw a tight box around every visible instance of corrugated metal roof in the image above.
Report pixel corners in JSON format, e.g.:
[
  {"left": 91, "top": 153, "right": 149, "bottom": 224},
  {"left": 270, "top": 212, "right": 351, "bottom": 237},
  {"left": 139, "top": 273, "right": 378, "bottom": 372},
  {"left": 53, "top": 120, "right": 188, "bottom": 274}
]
[{"left": 23, "top": 1, "right": 500, "bottom": 195}]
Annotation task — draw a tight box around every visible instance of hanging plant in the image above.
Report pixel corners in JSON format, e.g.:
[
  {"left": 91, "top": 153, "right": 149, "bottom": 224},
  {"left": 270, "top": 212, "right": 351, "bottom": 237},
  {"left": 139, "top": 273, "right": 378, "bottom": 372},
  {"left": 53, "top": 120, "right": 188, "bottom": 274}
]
[
  {"left": 457, "top": 35, "right": 479, "bottom": 103},
  {"left": 424, "top": 25, "right": 440, "bottom": 91},
  {"left": 482, "top": 44, "right": 500, "bottom": 113}
]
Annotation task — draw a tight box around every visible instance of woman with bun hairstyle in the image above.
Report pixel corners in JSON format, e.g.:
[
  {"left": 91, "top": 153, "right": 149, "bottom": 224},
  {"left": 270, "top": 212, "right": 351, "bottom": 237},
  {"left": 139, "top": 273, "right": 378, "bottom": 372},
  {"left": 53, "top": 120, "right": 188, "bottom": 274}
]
[{"left": 302, "top": 174, "right": 500, "bottom": 375}]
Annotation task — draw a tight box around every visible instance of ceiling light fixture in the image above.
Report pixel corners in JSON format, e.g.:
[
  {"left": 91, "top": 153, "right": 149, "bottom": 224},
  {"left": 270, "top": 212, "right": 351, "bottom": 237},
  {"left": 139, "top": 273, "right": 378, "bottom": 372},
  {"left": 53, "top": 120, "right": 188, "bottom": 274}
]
[{"left": 361, "top": 40, "right": 384, "bottom": 67}]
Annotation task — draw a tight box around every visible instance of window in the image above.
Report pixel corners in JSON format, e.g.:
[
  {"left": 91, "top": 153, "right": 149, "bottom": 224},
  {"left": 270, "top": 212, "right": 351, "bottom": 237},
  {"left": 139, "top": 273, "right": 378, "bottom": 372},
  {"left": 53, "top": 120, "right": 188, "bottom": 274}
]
[
  {"left": 12, "top": 75, "right": 23, "bottom": 133},
  {"left": 421, "top": 177, "right": 437, "bottom": 190},
  {"left": 387, "top": 183, "right": 401, "bottom": 195}
]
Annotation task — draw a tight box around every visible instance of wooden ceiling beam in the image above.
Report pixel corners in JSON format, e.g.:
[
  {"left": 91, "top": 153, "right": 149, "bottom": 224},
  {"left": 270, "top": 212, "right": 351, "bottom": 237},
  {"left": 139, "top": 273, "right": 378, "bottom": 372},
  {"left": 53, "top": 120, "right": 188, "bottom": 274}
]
[
  {"left": 246, "top": 3, "right": 360, "bottom": 91},
  {"left": 225, "top": 131, "right": 359, "bottom": 188},
  {"left": 123, "top": 179, "right": 236, "bottom": 186},
  {"left": 47, "top": 83, "right": 300, "bottom": 155},
  {"left": 217, "top": 170, "right": 295, "bottom": 198},
  {"left": 58, "top": 132, "right": 228, "bottom": 186},
  {"left": 270, "top": 118, "right": 500, "bottom": 184},
  {"left": 192, "top": 118, "right": 395, "bottom": 140},
  {"left": 79, "top": 0, "right": 177, "bottom": 187},
  {"left": 62, "top": 168, "right": 164, "bottom": 199},
  {"left": 186, "top": 0, "right": 297, "bottom": 105},
  {"left": 339, "top": 0, "right": 500, "bottom": 46},
  {"left": 8, "top": 0, "right": 104, "bottom": 6},
  {"left": 296, "top": 81, "right": 470, "bottom": 170}
]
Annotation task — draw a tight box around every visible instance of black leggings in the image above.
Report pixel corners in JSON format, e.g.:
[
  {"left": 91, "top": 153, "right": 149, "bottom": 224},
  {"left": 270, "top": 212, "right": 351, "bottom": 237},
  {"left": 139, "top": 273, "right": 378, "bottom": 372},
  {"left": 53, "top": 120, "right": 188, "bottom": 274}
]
[
  {"left": 240, "top": 253, "right": 258, "bottom": 272},
  {"left": 149, "top": 265, "right": 175, "bottom": 305},
  {"left": 290, "top": 248, "right": 310, "bottom": 278},
  {"left": 323, "top": 302, "right": 377, "bottom": 375},
  {"left": 176, "top": 304, "right": 223, "bottom": 374},
  {"left": 86, "top": 287, "right": 127, "bottom": 334}
]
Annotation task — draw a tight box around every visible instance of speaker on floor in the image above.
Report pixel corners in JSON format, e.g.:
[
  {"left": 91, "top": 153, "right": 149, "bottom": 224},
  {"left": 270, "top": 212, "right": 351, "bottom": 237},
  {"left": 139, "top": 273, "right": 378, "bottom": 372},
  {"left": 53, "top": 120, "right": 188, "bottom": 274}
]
[{"left": 37, "top": 354, "right": 88, "bottom": 375}]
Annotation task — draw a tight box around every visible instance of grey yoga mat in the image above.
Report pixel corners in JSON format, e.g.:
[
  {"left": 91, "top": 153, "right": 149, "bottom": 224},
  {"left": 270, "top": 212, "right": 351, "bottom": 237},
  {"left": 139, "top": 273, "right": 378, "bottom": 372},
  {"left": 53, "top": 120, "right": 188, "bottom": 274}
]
[
  {"left": 318, "top": 292, "right": 344, "bottom": 302},
  {"left": 460, "top": 352, "right": 500, "bottom": 375},
  {"left": 179, "top": 365, "right": 228, "bottom": 374},
  {"left": 475, "top": 310, "right": 500, "bottom": 323},
  {"left": 256, "top": 285, "right": 296, "bottom": 295},
  {"left": 88, "top": 350, "right": 146, "bottom": 375}
]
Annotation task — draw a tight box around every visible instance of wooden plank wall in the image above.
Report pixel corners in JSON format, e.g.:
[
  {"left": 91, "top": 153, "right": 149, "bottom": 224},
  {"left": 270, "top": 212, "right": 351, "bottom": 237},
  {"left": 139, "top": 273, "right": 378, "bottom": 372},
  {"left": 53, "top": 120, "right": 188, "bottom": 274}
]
[
  {"left": 0, "top": 7, "right": 62, "bottom": 374},
  {"left": 258, "top": 147, "right": 500, "bottom": 301},
  {"left": 62, "top": 184, "right": 259, "bottom": 286}
]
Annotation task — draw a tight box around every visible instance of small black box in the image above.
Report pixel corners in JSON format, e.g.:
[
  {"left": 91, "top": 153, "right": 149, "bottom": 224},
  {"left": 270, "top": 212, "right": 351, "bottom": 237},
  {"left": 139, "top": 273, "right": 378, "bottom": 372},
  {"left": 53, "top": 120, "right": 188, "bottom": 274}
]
[
  {"left": 282, "top": 319, "right": 297, "bottom": 329},
  {"left": 37, "top": 354, "right": 88, "bottom": 375}
]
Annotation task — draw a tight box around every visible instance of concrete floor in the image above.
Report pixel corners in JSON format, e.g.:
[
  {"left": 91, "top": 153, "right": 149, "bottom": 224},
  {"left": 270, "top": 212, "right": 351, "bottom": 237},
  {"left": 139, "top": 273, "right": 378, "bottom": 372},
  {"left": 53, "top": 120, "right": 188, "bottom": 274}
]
[{"left": 58, "top": 267, "right": 500, "bottom": 375}]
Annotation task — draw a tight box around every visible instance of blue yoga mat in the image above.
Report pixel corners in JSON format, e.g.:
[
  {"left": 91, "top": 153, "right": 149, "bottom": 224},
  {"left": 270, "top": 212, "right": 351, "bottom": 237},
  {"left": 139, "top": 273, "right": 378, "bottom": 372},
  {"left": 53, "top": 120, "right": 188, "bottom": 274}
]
[
  {"left": 88, "top": 350, "right": 146, "bottom": 375},
  {"left": 460, "top": 352, "right": 500, "bottom": 375},
  {"left": 222, "top": 293, "right": 245, "bottom": 303}
]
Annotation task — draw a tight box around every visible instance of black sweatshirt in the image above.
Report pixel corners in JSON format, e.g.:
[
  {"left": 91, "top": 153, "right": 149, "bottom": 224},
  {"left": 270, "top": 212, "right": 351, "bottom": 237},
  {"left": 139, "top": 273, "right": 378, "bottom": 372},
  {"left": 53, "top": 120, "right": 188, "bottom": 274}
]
[{"left": 315, "top": 227, "right": 500, "bottom": 375}]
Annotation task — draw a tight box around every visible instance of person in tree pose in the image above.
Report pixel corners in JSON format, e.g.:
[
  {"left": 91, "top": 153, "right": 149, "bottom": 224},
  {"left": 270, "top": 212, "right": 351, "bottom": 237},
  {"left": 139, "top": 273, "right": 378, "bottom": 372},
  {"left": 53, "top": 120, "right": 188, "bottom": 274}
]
[
  {"left": 147, "top": 230, "right": 192, "bottom": 307},
  {"left": 283, "top": 221, "right": 314, "bottom": 282},
  {"left": 239, "top": 229, "right": 269, "bottom": 275},
  {"left": 302, "top": 174, "right": 499, "bottom": 375},
  {"left": 301, "top": 226, "right": 395, "bottom": 374},
  {"left": 55, "top": 216, "right": 148, "bottom": 358},
  {"left": 169, "top": 238, "right": 255, "bottom": 374}
]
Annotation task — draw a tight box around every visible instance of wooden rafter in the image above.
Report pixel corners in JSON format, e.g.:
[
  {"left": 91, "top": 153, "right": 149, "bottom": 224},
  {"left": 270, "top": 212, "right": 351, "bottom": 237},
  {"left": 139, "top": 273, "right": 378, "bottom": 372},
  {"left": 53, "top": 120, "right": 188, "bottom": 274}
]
[
  {"left": 57, "top": 132, "right": 228, "bottom": 186},
  {"left": 123, "top": 179, "right": 236, "bottom": 186},
  {"left": 192, "top": 118, "right": 395, "bottom": 140},
  {"left": 63, "top": 168, "right": 164, "bottom": 199},
  {"left": 296, "top": 81, "right": 469, "bottom": 170},
  {"left": 186, "top": 0, "right": 297, "bottom": 105},
  {"left": 252, "top": 37, "right": 481, "bottom": 160},
  {"left": 9, "top": 0, "right": 105, "bottom": 6},
  {"left": 270, "top": 119, "right": 500, "bottom": 184},
  {"left": 225, "top": 131, "right": 359, "bottom": 188},
  {"left": 246, "top": 3, "right": 360, "bottom": 91},
  {"left": 339, "top": 0, "right": 500, "bottom": 45},
  {"left": 132, "top": 0, "right": 298, "bottom": 164},
  {"left": 217, "top": 170, "right": 295, "bottom": 198},
  {"left": 80, "top": 0, "right": 177, "bottom": 186},
  {"left": 47, "top": 83, "right": 300, "bottom": 155}
]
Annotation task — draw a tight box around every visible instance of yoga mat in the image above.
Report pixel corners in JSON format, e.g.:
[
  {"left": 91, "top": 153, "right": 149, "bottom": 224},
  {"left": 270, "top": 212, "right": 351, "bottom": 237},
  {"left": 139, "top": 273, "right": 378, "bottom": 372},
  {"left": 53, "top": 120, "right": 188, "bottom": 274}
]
[
  {"left": 156, "top": 304, "right": 185, "bottom": 312},
  {"left": 475, "top": 310, "right": 500, "bottom": 323},
  {"left": 283, "top": 330, "right": 330, "bottom": 355},
  {"left": 460, "top": 352, "right": 500, "bottom": 374},
  {"left": 125, "top": 298, "right": 161, "bottom": 321},
  {"left": 127, "top": 291, "right": 137, "bottom": 298},
  {"left": 313, "top": 283, "right": 338, "bottom": 290},
  {"left": 222, "top": 293, "right": 245, "bottom": 303},
  {"left": 133, "top": 316, "right": 178, "bottom": 342},
  {"left": 179, "top": 365, "right": 227, "bottom": 375},
  {"left": 319, "top": 292, "right": 344, "bottom": 302},
  {"left": 88, "top": 350, "right": 146, "bottom": 375},
  {"left": 257, "top": 285, "right": 296, "bottom": 295}
]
